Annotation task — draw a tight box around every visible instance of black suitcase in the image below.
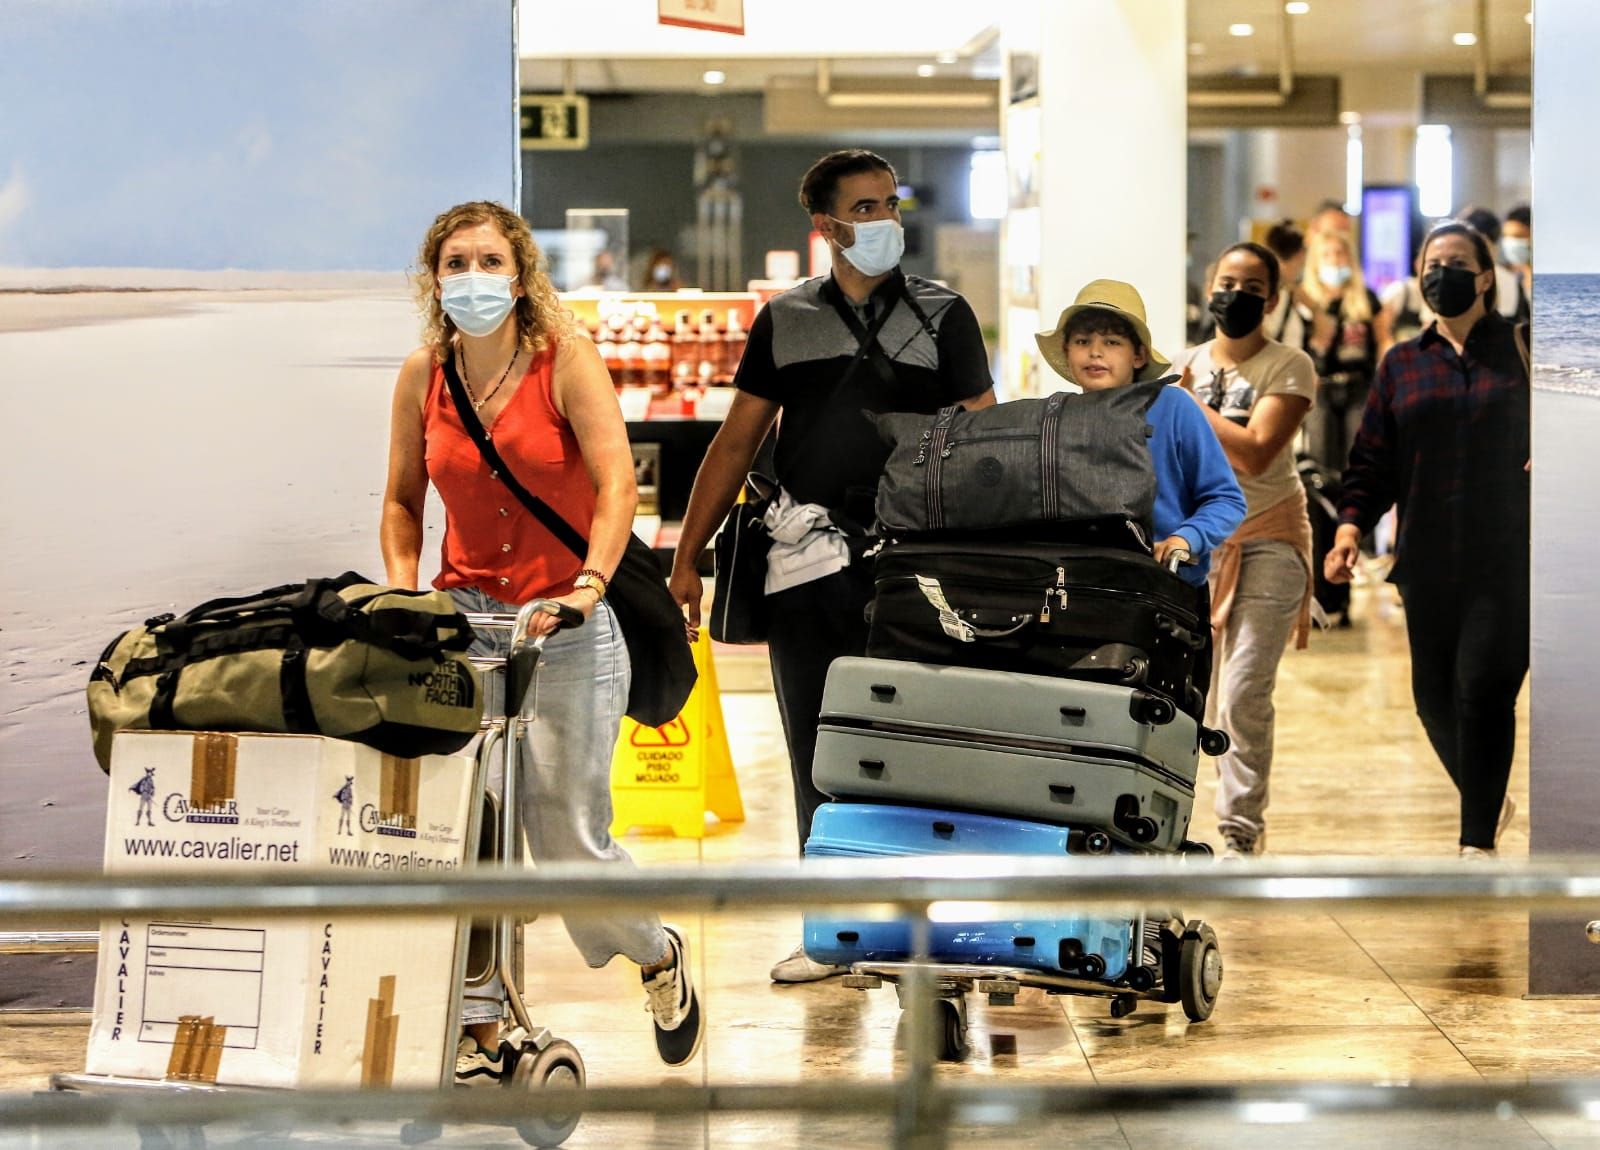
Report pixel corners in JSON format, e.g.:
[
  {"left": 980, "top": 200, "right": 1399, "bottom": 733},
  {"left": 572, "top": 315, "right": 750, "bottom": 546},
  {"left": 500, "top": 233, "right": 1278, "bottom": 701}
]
[
  {"left": 866, "top": 538, "right": 1212, "bottom": 716},
  {"left": 1297, "top": 455, "right": 1350, "bottom": 624}
]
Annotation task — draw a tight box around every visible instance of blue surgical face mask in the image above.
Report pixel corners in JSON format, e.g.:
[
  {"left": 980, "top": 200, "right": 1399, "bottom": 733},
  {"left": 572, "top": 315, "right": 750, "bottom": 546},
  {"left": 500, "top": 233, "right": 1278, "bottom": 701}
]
[
  {"left": 1318, "top": 264, "right": 1353, "bottom": 289},
  {"left": 1502, "top": 236, "right": 1531, "bottom": 266},
  {"left": 829, "top": 216, "right": 905, "bottom": 277},
  {"left": 439, "top": 271, "right": 516, "bottom": 337}
]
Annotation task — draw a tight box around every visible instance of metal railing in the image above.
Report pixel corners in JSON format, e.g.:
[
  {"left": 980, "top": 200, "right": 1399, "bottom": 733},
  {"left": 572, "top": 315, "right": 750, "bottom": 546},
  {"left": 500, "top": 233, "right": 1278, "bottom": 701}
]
[{"left": 6, "top": 857, "right": 1600, "bottom": 1148}]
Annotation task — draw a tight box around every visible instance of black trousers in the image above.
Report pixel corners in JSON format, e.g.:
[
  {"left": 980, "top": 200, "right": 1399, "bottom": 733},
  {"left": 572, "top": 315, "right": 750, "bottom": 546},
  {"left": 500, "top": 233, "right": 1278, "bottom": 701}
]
[
  {"left": 765, "top": 565, "right": 875, "bottom": 856},
  {"left": 1398, "top": 579, "right": 1530, "bottom": 848}
]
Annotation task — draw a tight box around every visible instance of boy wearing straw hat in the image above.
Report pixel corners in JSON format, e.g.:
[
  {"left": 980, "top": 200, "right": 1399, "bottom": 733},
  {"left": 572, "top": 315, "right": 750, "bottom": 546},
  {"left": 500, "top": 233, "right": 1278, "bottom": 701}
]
[{"left": 1036, "top": 279, "right": 1245, "bottom": 585}]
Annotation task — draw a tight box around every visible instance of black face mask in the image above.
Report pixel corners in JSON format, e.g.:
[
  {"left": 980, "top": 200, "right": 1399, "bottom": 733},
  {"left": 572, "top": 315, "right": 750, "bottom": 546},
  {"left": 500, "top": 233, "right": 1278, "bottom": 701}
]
[
  {"left": 1208, "top": 289, "right": 1269, "bottom": 339},
  {"left": 1421, "top": 265, "right": 1482, "bottom": 319}
]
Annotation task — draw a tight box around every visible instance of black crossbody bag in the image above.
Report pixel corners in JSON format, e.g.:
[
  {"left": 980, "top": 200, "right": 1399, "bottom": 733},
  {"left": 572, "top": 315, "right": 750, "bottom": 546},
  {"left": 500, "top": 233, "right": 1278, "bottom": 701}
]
[
  {"left": 709, "top": 288, "right": 905, "bottom": 643},
  {"left": 443, "top": 355, "right": 695, "bottom": 728}
]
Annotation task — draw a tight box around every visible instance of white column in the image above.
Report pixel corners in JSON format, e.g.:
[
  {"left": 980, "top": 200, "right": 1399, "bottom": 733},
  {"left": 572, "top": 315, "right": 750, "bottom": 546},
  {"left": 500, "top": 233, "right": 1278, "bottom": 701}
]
[{"left": 1036, "top": 0, "right": 1188, "bottom": 365}]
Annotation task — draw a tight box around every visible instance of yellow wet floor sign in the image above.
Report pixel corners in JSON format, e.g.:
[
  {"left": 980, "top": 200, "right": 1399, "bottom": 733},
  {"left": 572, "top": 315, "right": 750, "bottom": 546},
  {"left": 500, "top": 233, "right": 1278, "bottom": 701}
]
[{"left": 610, "top": 631, "right": 744, "bottom": 838}]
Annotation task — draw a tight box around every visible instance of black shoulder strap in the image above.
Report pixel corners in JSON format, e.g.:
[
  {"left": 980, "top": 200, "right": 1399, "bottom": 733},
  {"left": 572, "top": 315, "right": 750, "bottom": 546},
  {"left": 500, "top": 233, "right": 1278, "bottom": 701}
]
[
  {"left": 772, "top": 292, "right": 899, "bottom": 488},
  {"left": 825, "top": 281, "right": 902, "bottom": 390},
  {"left": 442, "top": 353, "right": 590, "bottom": 562}
]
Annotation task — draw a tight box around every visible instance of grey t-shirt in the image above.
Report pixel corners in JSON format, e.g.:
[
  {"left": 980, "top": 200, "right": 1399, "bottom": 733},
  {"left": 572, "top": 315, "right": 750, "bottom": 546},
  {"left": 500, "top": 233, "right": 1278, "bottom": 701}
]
[{"left": 1169, "top": 339, "right": 1318, "bottom": 520}]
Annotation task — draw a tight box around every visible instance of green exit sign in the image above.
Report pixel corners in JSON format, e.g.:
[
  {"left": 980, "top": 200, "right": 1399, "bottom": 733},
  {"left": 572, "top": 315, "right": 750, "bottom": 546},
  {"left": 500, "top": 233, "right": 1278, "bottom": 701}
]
[{"left": 520, "top": 95, "right": 589, "bottom": 150}]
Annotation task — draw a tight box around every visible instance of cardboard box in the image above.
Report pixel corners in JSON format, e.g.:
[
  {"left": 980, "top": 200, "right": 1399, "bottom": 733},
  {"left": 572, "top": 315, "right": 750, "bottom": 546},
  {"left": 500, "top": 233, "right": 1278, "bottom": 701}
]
[{"left": 86, "top": 731, "right": 476, "bottom": 1088}]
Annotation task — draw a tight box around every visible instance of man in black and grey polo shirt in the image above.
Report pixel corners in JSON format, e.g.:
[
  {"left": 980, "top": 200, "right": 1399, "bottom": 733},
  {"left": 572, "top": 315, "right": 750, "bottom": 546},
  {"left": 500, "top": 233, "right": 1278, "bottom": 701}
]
[{"left": 669, "top": 148, "right": 994, "bottom": 983}]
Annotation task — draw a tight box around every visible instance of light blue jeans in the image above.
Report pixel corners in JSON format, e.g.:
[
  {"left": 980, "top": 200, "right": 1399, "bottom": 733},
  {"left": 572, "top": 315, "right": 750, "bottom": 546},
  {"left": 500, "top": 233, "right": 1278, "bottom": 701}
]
[{"left": 449, "top": 587, "right": 668, "bottom": 1023}]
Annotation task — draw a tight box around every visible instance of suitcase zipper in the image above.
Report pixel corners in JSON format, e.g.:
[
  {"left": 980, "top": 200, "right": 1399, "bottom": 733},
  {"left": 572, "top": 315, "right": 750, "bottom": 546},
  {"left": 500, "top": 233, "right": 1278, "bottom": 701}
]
[
  {"left": 882, "top": 573, "right": 1196, "bottom": 629},
  {"left": 825, "top": 716, "right": 1196, "bottom": 790}
]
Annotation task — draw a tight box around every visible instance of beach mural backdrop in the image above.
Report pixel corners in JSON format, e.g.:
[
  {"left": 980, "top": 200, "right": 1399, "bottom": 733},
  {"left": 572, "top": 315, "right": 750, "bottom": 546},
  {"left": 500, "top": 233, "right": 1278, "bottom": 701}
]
[
  {"left": 0, "top": 0, "right": 515, "bottom": 1005},
  {"left": 1529, "top": 2, "right": 1600, "bottom": 994}
]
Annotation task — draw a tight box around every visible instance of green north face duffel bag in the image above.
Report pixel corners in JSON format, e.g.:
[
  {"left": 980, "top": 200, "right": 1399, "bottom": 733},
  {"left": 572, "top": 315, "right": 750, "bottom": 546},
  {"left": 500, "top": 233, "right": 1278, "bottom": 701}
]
[{"left": 87, "top": 573, "right": 484, "bottom": 771}]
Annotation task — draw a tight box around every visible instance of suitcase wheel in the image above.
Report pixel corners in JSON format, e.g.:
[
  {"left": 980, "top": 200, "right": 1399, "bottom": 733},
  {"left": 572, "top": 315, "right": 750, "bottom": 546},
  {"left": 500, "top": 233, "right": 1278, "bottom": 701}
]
[
  {"left": 1067, "top": 828, "right": 1113, "bottom": 856},
  {"left": 1130, "top": 691, "right": 1175, "bottom": 727},
  {"left": 1199, "top": 727, "right": 1231, "bottom": 757}
]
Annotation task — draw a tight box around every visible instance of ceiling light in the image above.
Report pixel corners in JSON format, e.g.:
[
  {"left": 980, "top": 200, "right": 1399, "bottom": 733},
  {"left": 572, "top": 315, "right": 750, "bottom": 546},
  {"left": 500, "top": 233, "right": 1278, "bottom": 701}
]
[
  {"left": 1525, "top": 11, "right": 1533, "bottom": 23},
  {"left": 1188, "top": 41, "right": 1206, "bottom": 55},
  {"left": 916, "top": 64, "right": 937, "bottom": 77},
  {"left": 936, "top": 51, "right": 959, "bottom": 64},
  {"left": 1229, "top": 23, "right": 1255, "bottom": 36},
  {"left": 702, "top": 69, "right": 726, "bottom": 85},
  {"left": 1452, "top": 31, "right": 1477, "bottom": 46},
  {"left": 1339, "top": 110, "right": 1362, "bottom": 124},
  {"left": 1285, "top": 2, "right": 1310, "bottom": 14}
]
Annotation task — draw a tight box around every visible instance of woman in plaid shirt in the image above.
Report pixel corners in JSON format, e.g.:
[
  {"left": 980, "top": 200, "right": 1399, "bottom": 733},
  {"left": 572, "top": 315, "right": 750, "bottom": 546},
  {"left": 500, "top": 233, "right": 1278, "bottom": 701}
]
[{"left": 1325, "top": 221, "right": 1530, "bottom": 858}]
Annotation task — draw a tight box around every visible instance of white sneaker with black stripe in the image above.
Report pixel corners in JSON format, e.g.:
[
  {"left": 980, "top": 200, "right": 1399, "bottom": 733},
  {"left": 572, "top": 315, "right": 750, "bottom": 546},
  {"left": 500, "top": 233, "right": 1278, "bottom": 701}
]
[
  {"left": 643, "top": 925, "right": 703, "bottom": 1066},
  {"left": 453, "top": 1034, "right": 513, "bottom": 1087}
]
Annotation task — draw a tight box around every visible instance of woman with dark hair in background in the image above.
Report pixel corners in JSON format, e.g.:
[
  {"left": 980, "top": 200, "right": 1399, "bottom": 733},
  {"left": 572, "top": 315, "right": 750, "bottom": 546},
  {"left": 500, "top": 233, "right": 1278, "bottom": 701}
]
[
  {"left": 1171, "top": 242, "right": 1318, "bottom": 858},
  {"left": 1262, "top": 220, "right": 1308, "bottom": 346},
  {"left": 1325, "top": 221, "right": 1529, "bottom": 858}
]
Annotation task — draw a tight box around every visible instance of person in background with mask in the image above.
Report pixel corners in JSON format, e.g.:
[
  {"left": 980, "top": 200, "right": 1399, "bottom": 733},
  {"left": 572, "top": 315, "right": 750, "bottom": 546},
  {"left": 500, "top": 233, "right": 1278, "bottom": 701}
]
[
  {"left": 1169, "top": 243, "right": 1318, "bottom": 859},
  {"left": 1458, "top": 206, "right": 1530, "bottom": 324},
  {"left": 381, "top": 201, "right": 705, "bottom": 1080},
  {"left": 1297, "top": 228, "right": 1387, "bottom": 474},
  {"left": 1325, "top": 221, "right": 1529, "bottom": 859},
  {"left": 667, "top": 149, "right": 995, "bottom": 984},
  {"left": 1503, "top": 204, "right": 1532, "bottom": 301},
  {"left": 642, "top": 249, "right": 682, "bottom": 292}
]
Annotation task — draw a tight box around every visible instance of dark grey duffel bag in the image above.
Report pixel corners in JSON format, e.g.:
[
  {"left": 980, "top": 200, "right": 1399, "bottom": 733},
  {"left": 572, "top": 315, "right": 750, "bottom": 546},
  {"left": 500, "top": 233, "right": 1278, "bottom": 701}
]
[{"left": 871, "top": 378, "right": 1166, "bottom": 537}]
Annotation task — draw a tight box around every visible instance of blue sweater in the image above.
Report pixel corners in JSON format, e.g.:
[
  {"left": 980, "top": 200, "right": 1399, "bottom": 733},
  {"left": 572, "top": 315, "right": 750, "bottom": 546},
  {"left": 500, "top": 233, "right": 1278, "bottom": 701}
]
[{"left": 1144, "top": 384, "right": 1247, "bottom": 586}]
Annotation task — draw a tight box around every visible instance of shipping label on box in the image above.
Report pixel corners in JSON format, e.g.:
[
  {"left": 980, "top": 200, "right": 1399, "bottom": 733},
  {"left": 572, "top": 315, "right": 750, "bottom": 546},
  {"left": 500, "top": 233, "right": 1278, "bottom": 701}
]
[{"left": 87, "top": 732, "right": 477, "bottom": 1088}]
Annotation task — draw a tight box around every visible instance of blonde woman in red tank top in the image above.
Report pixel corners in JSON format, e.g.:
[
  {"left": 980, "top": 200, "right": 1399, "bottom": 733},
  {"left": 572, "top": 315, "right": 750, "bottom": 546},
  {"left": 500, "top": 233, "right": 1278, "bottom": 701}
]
[{"left": 381, "top": 202, "right": 703, "bottom": 1080}]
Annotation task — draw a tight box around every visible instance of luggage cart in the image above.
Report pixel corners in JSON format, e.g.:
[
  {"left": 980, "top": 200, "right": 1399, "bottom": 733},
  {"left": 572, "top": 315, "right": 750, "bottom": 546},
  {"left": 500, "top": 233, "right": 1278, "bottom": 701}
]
[
  {"left": 841, "top": 910, "right": 1223, "bottom": 1063},
  {"left": 826, "top": 548, "right": 1228, "bottom": 1062},
  {"left": 406, "top": 598, "right": 589, "bottom": 1147},
  {"left": 52, "top": 599, "right": 589, "bottom": 1150}
]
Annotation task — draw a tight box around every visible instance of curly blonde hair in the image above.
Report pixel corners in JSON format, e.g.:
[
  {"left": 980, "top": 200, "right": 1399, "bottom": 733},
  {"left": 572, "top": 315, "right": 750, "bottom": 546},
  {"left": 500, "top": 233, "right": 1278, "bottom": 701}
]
[{"left": 413, "top": 201, "right": 575, "bottom": 363}]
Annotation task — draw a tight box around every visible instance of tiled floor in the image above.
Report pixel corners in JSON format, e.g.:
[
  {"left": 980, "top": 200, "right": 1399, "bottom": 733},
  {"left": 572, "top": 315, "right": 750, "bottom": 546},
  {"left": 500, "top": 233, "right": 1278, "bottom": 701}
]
[{"left": 5, "top": 580, "right": 1582, "bottom": 1148}]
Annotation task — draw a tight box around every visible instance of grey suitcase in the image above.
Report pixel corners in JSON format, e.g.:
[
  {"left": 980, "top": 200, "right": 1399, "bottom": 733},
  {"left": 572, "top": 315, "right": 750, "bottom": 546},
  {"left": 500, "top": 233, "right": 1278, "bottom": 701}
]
[
  {"left": 818, "top": 657, "right": 1199, "bottom": 780},
  {"left": 812, "top": 725, "right": 1193, "bottom": 851}
]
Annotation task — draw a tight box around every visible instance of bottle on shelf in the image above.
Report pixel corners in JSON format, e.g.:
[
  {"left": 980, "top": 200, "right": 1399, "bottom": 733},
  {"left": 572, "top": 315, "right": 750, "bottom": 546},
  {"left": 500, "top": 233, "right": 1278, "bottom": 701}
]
[
  {"left": 642, "top": 319, "right": 672, "bottom": 398},
  {"left": 616, "top": 310, "right": 644, "bottom": 390},
  {"left": 670, "top": 310, "right": 697, "bottom": 390},
  {"left": 696, "top": 309, "right": 722, "bottom": 387},
  {"left": 721, "top": 309, "right": 747, "bottom": 385},
  {"left": 595, "top": 311, "right": 622, "bottom": 387}
]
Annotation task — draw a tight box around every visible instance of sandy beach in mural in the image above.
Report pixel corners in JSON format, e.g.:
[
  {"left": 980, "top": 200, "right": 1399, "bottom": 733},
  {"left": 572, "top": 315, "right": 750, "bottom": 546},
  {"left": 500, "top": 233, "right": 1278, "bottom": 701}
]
[{"left": 0, "top": 286, "right": 449, "bottom": 877}]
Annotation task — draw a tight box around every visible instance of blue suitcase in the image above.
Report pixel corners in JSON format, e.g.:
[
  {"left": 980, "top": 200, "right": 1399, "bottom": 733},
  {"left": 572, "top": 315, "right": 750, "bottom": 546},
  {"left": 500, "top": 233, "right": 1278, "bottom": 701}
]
[{"left": 803, "top": 802, "right": 1138, "bottom": 981}]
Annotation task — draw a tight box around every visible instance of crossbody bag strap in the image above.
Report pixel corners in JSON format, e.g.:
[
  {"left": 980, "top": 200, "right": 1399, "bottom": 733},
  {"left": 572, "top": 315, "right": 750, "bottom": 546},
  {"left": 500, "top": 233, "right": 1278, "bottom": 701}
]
[
  {"left": 770, "top": 288, "right": 898, "bottom": 491},
  {"left": 442, "top": 354, "right": 591, "bottom": 562},
  {"left": 824, "top": 280, "right": 902, "bottom": 391}
]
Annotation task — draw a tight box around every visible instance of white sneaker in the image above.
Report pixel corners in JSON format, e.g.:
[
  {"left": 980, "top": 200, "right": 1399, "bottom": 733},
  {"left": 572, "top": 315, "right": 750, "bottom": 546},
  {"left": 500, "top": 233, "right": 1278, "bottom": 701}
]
[
  {"left": 1459, "top": 845, "right": 1497, "bottom": 860},
  {"left": 769, "top": 943, "right": 847, "bottom": 984},
  {"left": 454, "top": 1035, "right": 512, "bottom": 1087},
  {"left": 1495, "top": 795, "right": 1518, "bottom": 845}
]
